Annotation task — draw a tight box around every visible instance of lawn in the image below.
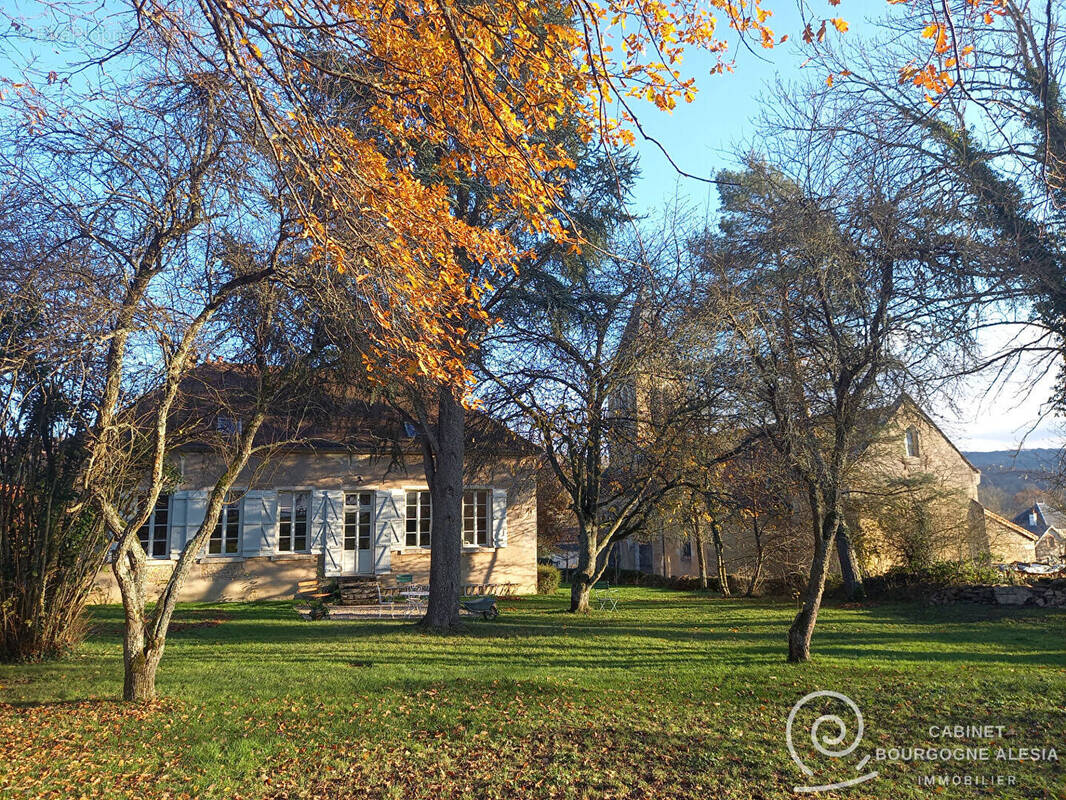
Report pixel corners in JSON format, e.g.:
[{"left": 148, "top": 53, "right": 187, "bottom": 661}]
[{"left": 2, "top": 588, "right": 1064, "bottom": 800}]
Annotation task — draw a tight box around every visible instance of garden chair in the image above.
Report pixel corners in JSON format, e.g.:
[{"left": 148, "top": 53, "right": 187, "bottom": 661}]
[
  {"left": 295, "top": 579, "right": 334, "bottom": 620},
  {"left": 394, "top": 574, "right": 427, "bottom": 618},
  {"left": 375, "top": 582, "right": 399, "bottom": 619},
  {"left": 295, "top": 578, "right": 332, "bottom": 601},
  {"left": 593, "top": 581, "right": 618, "bottom": 612}
]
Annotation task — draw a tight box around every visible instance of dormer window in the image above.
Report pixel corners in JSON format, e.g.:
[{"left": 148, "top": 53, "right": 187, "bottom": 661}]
[
  {"left": 216, "top": 416, "right": 242, "bottom": 435},
  {"left": 904, "top": 427, "right": 919, "bottom": 458}
]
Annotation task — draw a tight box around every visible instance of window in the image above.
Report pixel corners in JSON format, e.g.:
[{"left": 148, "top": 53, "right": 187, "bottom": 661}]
[
  {"left": 681, "top": 540, "right": 692, "bottom": 561},
  {"left": 462, "top": 489, "right": 490, "bottom": 547},
  {"left": 137, "top": 495, "right": 170, "bottom": 558},
  {"left": 405, "top": 490, "right": 432, "bottom": 548},
  {"left": 209, "top": 492, "right": 241, "bottom": 554},
  {"left": 904, "top": 427, "right": 920, "bottom": 458},
  {"left": 216, "top": 416, "right": 243, "bottom": 435},
  {"left": 278, "top": 491, "right": 310, "bottom": 552},
  {"left": 344, "top": 492, "right": 373, "bottom": 552}
]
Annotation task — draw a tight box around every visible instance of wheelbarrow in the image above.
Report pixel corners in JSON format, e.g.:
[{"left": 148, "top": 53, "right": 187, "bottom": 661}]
[{"left": 460, "top": 595, "right": 499, "bottom": 619}]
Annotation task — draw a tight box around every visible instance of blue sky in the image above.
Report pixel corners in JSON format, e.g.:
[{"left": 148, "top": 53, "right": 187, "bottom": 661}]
[
  {"left": 3, "top": 0, "right": 1060, "bottom": 451},
  {"left": 624, "top": 6, "right": 1063, "bottom": 452}
]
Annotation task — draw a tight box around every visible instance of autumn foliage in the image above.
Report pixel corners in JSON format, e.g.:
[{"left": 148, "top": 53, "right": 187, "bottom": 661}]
[
  {"left": 133, "top": 0, "right": 784, "bottom": 391},
  {"left": 1, "top": 0, "right": 1019, "bottom": 394}
]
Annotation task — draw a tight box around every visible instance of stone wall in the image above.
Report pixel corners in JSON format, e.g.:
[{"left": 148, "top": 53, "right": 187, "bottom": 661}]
[
  {"left": 978, "top": 507, "right": 1038, "bottom": 563},
  {"left": 92, "top": 553, "right": 319, "bottom": 603},
  {"left": 929, "top": 578, "right": 1066, "bottom": 608}
]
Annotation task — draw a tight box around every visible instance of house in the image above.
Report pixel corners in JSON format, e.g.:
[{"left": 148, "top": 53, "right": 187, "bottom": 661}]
[
  {"left": 1012, "top": 503, "right": 1066, "bottom": 563},
  {"left": 93, "top": 368, "right": 538, "bottom": 602},
  {"left": 854, "top": 396, "right": 1037, "bottom": 570},
  {"left": 615, "top": 396, "right": 1038, "bottom": 583}
]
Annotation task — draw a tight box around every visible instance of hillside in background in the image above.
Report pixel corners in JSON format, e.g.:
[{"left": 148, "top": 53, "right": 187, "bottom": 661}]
[{"left": 964, "top": 449, "right": 1064, "bottom": 517}]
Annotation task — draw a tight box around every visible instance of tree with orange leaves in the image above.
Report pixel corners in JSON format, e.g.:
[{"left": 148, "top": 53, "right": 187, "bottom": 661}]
[{"left": 118, "top": 0, "right": 789, "bottom": 388}]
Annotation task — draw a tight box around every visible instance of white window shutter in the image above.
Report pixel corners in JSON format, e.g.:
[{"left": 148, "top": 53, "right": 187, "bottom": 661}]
[
  {"left": 492, "top": 488, "right": 508, "bottom": 548},
  {"left": 372, "top": 491, "right": 396, "bottom": 573},
  {"left": 179, "top": 490, "right": 209, "bottom": 556},
  {"left": 318, "top": 490, "right": 345, "bottom": 577},
  {"left": 390, "top": 488, "right": 407, "bottom": 549},
  {"left": 168, "top": 491, "right": 188, "bottom": 559},
  {"left": 241, "top": 490, "right": 277, "bottom": 557}
]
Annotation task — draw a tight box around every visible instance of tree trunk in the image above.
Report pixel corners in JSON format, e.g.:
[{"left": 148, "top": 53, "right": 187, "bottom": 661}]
[
  {"left": 746, "top": 514, "right": 765, "bottom": 597},
  {"left": 788, "top": 509, "right": 837, "bottom": 663},
  {"left": 421, "top": 386, "right": 464, "bottom": 631},
  {"left": 835, "top": 520, "right": 864, "bottom": 601},
  {"left": 124, "top": 640, "right": 163, "bottom": 703},
  {"left": 710, "top": 515, "right": 730, "bottom": 597},
  {"left": 114, "top": 545, "right": 163, "bottom": 703},
  {"left": 693, "top": 515, "right": 708, "bottom": 590},
  {"left": 570, "top": 527, "right": 598, "bottom": 612}
]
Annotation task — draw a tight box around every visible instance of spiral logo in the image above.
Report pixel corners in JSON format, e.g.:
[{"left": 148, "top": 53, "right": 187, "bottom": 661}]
[{"left": 786, "top": 690, "right": 879, "bottom": 793}]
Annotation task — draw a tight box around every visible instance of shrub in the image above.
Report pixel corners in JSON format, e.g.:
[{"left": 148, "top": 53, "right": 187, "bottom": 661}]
[
  {"left": 603, "top": 568, "right": 731, "bottom": 592},
  {"left": 537, "top": 563, "right": 561, "bottom": 595},
  {"left": 1, "top": 431, "right": 108, "bottom": 662},
  {"left": 861, "top": 556, "right": 1016, "bottom": 601}
]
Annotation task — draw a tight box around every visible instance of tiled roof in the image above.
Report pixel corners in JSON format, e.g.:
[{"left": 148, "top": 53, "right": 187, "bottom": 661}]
[{"left": 160, "top": 364, "right": 534, "bottom": 455}]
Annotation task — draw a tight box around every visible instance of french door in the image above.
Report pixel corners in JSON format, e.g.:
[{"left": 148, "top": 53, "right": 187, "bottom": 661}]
[{"left": 342, "top": 492, "right": 374, "bottom": 574}]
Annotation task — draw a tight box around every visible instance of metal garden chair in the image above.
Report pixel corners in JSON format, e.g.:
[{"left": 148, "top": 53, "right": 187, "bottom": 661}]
[{"left": 593, "top": 580, "right": 618, "bottom": 612}]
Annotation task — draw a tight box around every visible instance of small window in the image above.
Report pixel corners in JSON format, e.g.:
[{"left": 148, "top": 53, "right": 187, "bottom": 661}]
[
  {"left": 904, "top": 427, "right": 920, "bottom": 458},
  {"left": 278, "top": 491, "right": 310, "bottom": 552},
  {"left": 344, "top": 492, "right": 372, "bottom": 552},
  {"left": 137, "top": 494, "right": 170, "bottom": 558},
  {"left": 403, "top": 421, "right": 418, "bottom": 438},
  {"left": 681, "top": 540, "right": 692, "bottom": 561},
  {"left": 216, "top": 416, "right": 243, "bottom": 435},
  {"left": 209, "top": 492, "right": 241, "bottom": 554},
  {"left": 462, "top": 489, "right": 490, "bottom": 547},
  {"left": 405, "top": 490, "right": 431, "bottom": 548}
]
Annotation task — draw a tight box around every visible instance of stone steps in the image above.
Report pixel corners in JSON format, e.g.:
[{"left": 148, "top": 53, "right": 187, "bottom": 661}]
[{"left": 336, "top": 576, "right": 382, "bottom": 605}]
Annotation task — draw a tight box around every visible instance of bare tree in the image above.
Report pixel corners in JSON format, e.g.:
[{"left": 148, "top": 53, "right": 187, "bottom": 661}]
[
  {"left": 798, "top": 2, "right": 1066, "bottom": 406},
  {"left": 0, "top": 204, "right": 111, "bottom": 660},
  {"left": 0, "top": 48, "right": 320, "bottom": 697},
  {"left": 693, "top": 146, "right": 982, "bottom": 660},
  {"left": 484, "top": 243, "right": 697, "bottom": 611}
]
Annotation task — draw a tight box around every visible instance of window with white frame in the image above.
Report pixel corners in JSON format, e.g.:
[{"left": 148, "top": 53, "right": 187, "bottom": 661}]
[
  {"left": 462, "top": 489, "right": 490, "bottom": 547},
  {"left": 344, "top": 492, "right": 373, "bottom": 552},
  {"left": 681, "top": 540, "right": 693, "bottom": 561},
  {"left": 137, "top": 494, "right": 170, "bottom": 558},
  {"left": 405, "top": 490, "right": 431, "bottom": 547},
  {"left": 278, "top": 491, "right": 310, "bottom": 552},
  {"left": 904, "top": 427, "right": 920, "bottom": 458},
  {"left": 209, "top": 492, "right": 241, "bottom": 554}
]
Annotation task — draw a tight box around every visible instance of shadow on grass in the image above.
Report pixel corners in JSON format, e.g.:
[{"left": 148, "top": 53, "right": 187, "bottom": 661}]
[{"left": 80, "top": 598, "right": 1066, "bottom": 673}]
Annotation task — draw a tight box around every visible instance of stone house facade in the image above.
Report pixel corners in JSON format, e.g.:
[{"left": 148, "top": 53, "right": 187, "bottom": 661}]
[
  {"left": 93, "top": 373, "right": 538, "bottom": 602},
  {"left": 614, "top": 396, "right": 1037, "bottom": 583},
  {"left": 1012, "top": 503, "right": 1066, "bottom": 563}
]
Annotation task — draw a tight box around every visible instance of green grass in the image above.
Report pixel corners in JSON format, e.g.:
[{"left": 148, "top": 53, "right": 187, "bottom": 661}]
[{"left": 2, "top": 588, "right": 1064, "bottom": 799}]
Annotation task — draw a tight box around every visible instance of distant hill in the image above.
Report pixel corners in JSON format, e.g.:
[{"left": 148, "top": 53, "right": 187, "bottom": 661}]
[{"left": 963, "top": 448, "right": 1063, "bottom": 516}]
